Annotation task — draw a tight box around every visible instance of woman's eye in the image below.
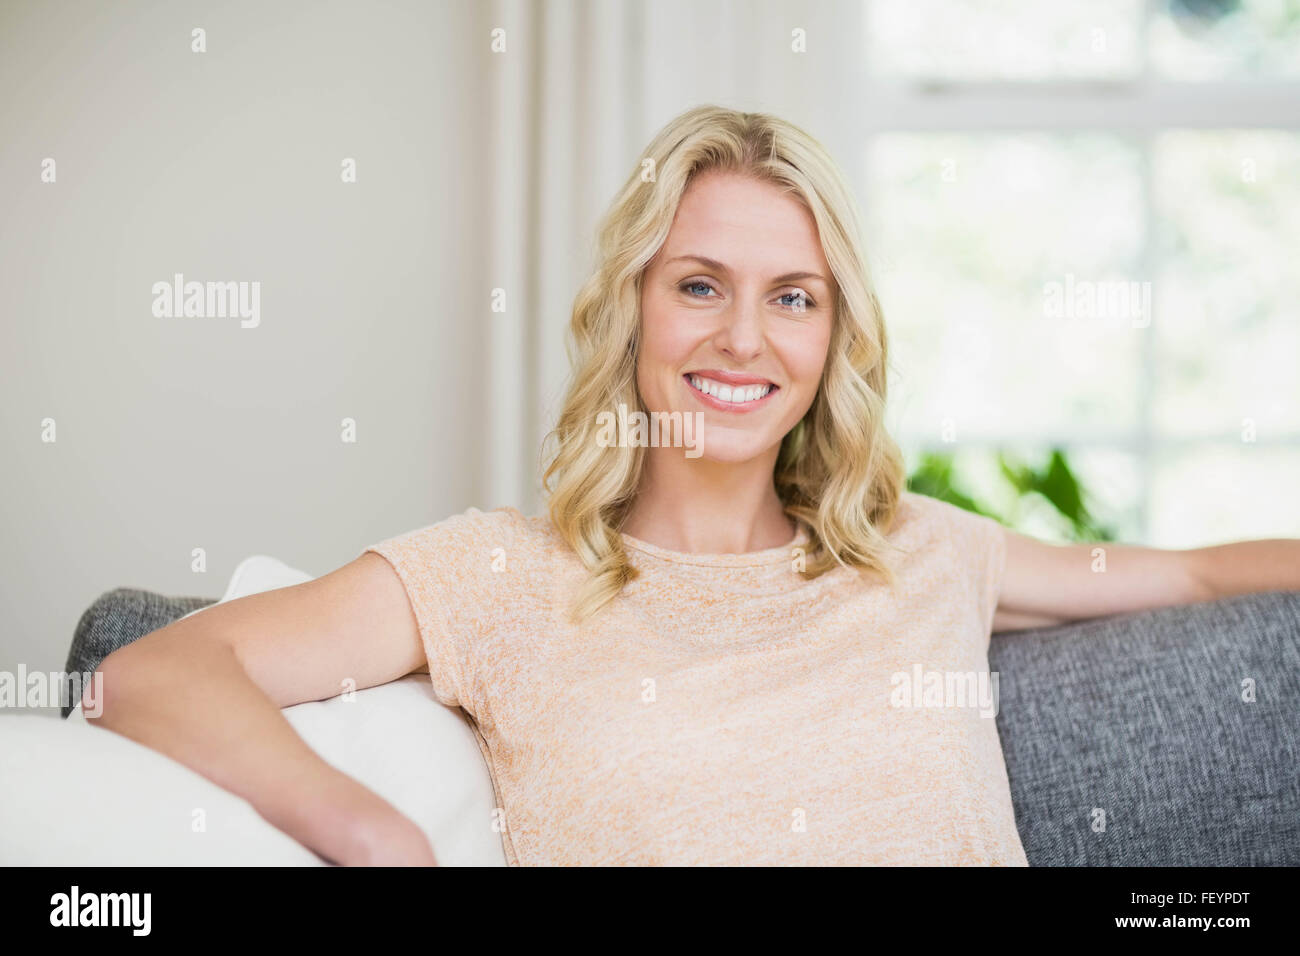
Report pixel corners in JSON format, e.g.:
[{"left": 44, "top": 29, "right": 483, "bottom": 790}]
[
  {"left": 778, "top": 290, "right": 814, "bottom": 310},
  {"left": 681, "top": 281, "right": 716, "bottom": 298}
]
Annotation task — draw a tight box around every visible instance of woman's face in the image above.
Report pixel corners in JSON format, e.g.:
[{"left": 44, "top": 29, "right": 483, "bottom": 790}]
[{"left": 637, "top": 169, "right": 836, "bottom": 464}]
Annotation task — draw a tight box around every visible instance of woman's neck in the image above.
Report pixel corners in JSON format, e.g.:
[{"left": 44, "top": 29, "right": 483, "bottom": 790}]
[{"left": 619, "top": 446, "right": 795, "bottom": 554}]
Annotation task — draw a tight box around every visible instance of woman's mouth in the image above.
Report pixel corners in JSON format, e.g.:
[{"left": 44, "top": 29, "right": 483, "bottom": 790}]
[{"left": 683, "top": 372, "right": 779, "bottom": 411}]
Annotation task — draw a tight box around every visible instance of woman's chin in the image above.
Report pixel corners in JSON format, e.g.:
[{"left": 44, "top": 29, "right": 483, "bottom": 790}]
[{"left": 686, "top": 433, "right": 782, "bottom": 466}]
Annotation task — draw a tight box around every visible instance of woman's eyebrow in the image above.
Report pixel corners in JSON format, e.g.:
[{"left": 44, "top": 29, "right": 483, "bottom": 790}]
[{"left": 666, "top": 253, "right": 829, "bottom": 287}]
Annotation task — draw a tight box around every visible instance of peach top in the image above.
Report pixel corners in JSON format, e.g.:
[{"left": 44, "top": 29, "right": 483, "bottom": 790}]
[{"left": 364, "top": 490, "right": 1027, "bottom": 866}]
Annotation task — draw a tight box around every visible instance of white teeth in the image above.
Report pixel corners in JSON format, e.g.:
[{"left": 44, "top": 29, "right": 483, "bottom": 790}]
[{"left": 688, "top": 375, "right": 773, "bottom": 404}]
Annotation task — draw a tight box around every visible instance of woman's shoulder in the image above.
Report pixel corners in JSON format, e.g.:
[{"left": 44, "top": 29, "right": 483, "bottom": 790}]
[
  {"left": 369, "top": 504, "right": 557, "bottom": 557},
  {"left": 365, "top": 504, "right": 566, "bottom": 583},
  {"left": 888, "top": 490, "right": 1005, "bottom": 549},
  {"left": 362, "top": 506, "right": 568, "bottom": 634}
]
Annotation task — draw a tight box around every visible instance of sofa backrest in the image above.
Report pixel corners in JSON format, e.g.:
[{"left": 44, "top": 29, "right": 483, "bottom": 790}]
[{"left": 990, "top": 589, "right": 1300, "bottom": 866}]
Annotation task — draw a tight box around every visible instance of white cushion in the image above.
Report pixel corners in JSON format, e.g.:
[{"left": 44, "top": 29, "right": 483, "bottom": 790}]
[
  {"left": 10, "top": 555, "right": 507, "bottom": 866},
  {"left": 0, "top": 711, "right": 321, "bottom": 865}
]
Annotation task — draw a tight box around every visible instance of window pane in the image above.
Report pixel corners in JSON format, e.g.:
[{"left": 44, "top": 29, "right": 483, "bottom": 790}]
[
  {"left": 1150, "top": 445, "right": 1300, "bottom": 546},
  {"left": 1067, "top": 447, "right": 1144, "bottom": 541},
  {"left": 1152, "top": 130, "right": 1300, "bottom": 439},
  {"left": 1151, "top": 0, "right": 1300, "bottom": 80},
  {"left": 868, "top": 134, "right": 1147, "bottom": 446},
  {"left": 867, "top": 0, "right": 1143, "bottom": 80}
]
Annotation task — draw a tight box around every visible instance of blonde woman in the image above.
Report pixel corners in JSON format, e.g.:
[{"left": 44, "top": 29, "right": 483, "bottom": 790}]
[{"left": 91, "top": 105, "right": 1300, "bottom": 866}]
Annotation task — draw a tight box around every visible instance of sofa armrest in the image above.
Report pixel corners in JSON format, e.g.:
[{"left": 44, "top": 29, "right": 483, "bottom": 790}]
[
  {"left": 7, "top": 675, "right": 507, "bottom": 865},
  {"left": 41, "top": 575, "right": 507, "bottom": 865}
]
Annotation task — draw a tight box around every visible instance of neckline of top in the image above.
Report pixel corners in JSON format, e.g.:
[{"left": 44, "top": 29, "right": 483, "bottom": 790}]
[{"left": 619, "top": 521, "right": 810, "bottom": 568}]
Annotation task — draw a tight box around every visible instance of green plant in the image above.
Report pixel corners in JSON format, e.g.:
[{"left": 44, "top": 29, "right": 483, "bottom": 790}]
[{"left": 907, "top": 447, "right": 1116, "bottom": 542}]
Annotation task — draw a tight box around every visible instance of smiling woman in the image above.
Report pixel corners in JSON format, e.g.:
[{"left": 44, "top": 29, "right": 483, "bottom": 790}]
[{"left": 88, "top": 103, "right": 1299, "bottom": 869}]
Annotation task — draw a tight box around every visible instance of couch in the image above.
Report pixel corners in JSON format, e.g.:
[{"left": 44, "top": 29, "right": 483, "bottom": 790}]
[{"left": 2, "top": 556, "right": 1296, "bottom": 866}]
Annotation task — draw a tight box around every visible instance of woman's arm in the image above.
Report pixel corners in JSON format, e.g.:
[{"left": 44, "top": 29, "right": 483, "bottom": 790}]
[
  {"left": 88, "top": 553, "right": 436, "bottom": 865},
  {"left": 992, "top": 527, "right": 1300, "bottom": 633}
]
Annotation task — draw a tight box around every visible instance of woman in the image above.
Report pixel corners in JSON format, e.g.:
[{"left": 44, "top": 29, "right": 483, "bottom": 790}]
[{"left": 92, "top": 105, "right": 1300, "bottom": 866}]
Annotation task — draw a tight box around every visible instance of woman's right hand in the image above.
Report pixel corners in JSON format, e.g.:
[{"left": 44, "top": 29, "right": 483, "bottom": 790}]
[{"left": 343, "top": 813, "right": 440, "bottom": 866}]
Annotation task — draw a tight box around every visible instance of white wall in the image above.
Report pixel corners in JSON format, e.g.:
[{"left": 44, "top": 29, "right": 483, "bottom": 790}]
[{"left": 0, "top": 0, "right": 491, "bottom": 691}]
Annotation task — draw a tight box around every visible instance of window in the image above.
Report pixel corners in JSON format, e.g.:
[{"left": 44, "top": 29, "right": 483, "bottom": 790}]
[{"left": 860, "top": 0, "right": 1300, "bottom": 544}]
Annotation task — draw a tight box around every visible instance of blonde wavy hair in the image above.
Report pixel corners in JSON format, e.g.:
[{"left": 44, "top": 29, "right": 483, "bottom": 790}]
[{"left": 541, "top": 104, "right": 907, "bottom": 623}]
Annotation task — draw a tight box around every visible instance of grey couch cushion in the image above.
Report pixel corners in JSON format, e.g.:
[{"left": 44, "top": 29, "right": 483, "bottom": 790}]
[
  {"left": 62, "top": 588, "right": 215, "bottom": 717},
  {"left": 990, "top": 589, "right": 1300, "bottom": 866}
]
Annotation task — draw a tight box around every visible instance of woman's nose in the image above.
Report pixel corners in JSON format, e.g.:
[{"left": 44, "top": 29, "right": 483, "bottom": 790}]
[{"left": 715, "top": 301, "right": 764, "bottom": 361}]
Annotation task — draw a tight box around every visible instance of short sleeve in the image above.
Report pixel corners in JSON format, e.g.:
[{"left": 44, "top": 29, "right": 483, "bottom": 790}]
[
  {"left": 968, "top": 508, "right": 1008, "bottom": 643},
  {"left": 363, "top": 506, "right": 524, "bottom": 715},
  {"left": 901, "top": 492, "right": 1008, "bottom": 647}
]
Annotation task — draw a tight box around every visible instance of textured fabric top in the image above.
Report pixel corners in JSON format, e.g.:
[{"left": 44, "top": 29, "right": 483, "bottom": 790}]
[{"left": 364, "top": 490, "right": 1026, "bottom": 865}]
